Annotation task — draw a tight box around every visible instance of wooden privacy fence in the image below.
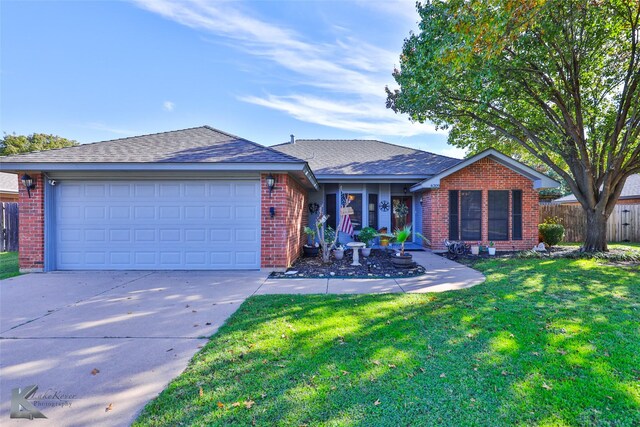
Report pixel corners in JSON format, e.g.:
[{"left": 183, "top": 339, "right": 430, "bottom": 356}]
[
  {"left": 1, "top": 202, "right": 19, "bottom": 252},
  {"left": 540, "top": 204, "right": 640, "bottom": 242}
]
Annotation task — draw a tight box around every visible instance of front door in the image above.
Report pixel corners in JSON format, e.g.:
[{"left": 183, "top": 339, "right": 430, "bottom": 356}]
[{"left": 391, "top": 196, "right": 412, "bottom": 231}]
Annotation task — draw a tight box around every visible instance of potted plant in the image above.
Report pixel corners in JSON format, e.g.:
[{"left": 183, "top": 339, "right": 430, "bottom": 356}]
[
  {"left": 390, "top": 225, "right": 414, "bottom": 268},
  {"left": 333, "top": 244, "right": 345, "bottom": 260},
  {"left": 358, "top": 227, "right": 377, "bottom": 257},
  {"left": 377, "top": 227, "right": 393, "bottom": 247},
  {"left": 303, "top": 226, "right": 320, "bottom": 257},
  {"left": 488, "top": 241, "right": 496, "bottom": 256},
  {"left": 471, "top": 241, "right": 480, "bottom": 255}
]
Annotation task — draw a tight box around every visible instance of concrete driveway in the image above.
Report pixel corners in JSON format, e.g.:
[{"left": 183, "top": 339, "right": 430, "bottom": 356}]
[
  {"left": 0, "top": 271, "right": 269, "bottom": 427},
  {"left": 0, "top": 253, "right": 483, "bottom": 426}
]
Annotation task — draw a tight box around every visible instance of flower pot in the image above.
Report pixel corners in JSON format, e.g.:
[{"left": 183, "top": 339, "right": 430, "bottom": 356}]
[
  {"left": 334, "top": 249, "right": 344, "bottom": 260},
  {"left": 303, "top": 245, "right": 320, "bottom": 257},
  {"left": 379, "top": 234, "right": 393, "bottom": 247},
  {"left": 470, "top": 245, "right": 480, "bottom": 255},
  {"left": 361, "top": 247, "right": 371, "bottom": 257},
  {"left": 488, "top": 247, "right": 496, "bottom": 256},
  {"left": 391, "top": 253, "right": 414, "bottom": 268}
]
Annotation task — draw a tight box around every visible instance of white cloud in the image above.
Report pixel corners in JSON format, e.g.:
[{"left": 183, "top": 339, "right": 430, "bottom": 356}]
[
  {"left": 241, "top": 93, "right": 438, "bottom": 137},
  {"left": 132, "top": 0, "right": 432, "bottom": 137},
  {"left": 163, "top": 101, "right": 175, "bottom": 112}
]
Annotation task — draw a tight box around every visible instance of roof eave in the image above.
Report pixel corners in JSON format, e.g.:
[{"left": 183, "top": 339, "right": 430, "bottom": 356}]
[
  {"left": 0, "top": 161, "right": 320, "bottom": 191},
  {"left": 410, "top": 149, "right": 561, "bottom": 192},
  {"left": 314, "top": 174, "right": 431, "bottom": 184}
]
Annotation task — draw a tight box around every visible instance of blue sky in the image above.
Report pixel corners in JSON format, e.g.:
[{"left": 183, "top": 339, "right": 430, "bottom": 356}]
[{"left": 1, "top": 0, "right": 462, "bottom": 157}]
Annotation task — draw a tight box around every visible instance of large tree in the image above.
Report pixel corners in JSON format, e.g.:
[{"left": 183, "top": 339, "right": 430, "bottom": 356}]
[
  {"left": 1, "top": 133, "right": 78, "bottom": 156},
  {"left": 387, "top": 0, "right": 640, "bottom": 251}
]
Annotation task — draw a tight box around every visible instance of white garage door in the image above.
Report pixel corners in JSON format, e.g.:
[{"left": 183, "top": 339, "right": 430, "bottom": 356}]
[{"left": 54, "top": 180, "right": 261, "bottom": 270}]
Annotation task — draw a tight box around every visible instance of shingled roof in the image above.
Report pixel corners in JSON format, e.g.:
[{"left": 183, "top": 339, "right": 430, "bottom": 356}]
[
  {"left": 554, "top": 174, "right": 640, "bottom": 203},
  {"left": 271, "top": 139, "right": 461, "bottom": 177},
  {"left": 0, "top": 126, "right": 304, "bottom": 164}
]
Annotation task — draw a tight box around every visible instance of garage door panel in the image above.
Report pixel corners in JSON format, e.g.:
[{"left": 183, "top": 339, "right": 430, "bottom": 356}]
[
  {"left": 185, "top": 183, "right": 206, "bottom": 197},
  {"left": 55, "top": 180, "right": 260, "bottom": 270},
  {"left": 109, "top": 184, "right": 131, "bottom": 198},
  {"left": 134, "top": 184, "right": 156, "bottom": 198},
  {"left": 84, "top": 184, "right": 105, "bottom": 197},
  {"left": 85, "top": 206, "right": 106, "bottom": 220},
  {"left": 159, "top": 184, "right": 180, "bottom": 197},
  {"left": 85, "top": 229, "right": 106, "bottom": 242}
]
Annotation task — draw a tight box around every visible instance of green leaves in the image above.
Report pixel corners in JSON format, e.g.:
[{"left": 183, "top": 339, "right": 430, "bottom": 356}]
[
  {"left": 1, "top": 132, "right": 78, "bottom": 155},
  {"left": 389, "top": 0, "right": 640, "bottom": 249}
]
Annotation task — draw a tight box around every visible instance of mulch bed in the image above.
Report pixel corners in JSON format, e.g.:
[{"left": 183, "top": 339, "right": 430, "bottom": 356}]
[
  {"left": 269, "top": 249, "right": 426, "bottom": 279},
  {"left": 437, "top": 245, "right": 640, "bottom": 268}
]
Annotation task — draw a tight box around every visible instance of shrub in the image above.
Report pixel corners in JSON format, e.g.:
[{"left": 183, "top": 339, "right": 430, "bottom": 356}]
[
  {"left": 538, "top": 223, "right": 565, "bottom": 247},
  {"left": 357, "top": 227, "right": 378, "bottom": 247}
]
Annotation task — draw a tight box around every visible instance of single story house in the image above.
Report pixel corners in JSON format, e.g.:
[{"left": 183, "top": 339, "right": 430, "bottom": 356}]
[
  {"left": 0, "top": 126, "right": 558, "bottom": 272},
  {"left": 553, "top": 174, "right": 640, "bottom": 205},
  {"left": 0, "top": 172, "right": 19, "bottom": 202}
]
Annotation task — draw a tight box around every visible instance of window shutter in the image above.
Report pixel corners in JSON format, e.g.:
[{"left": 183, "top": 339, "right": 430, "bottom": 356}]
[
  {"left": 449, "top": 190, "right": 459, "bottom": 240},
  {"left": 512, "top": 190, "right": 523, "bottom": 240}
]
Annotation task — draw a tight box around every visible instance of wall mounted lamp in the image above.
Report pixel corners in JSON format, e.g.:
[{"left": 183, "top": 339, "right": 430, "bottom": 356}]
[
  {"left": 266, "top": 173, "right": 276, "bottom": 195},
  {"left": 308, "top": 202, "right": 320, "bottom": 214},
  {"left": 21, "top": 173, "right": 36, "bottom": 198},
  {"left": 269, "top": 207, "right": 276, "bottom": 218}
]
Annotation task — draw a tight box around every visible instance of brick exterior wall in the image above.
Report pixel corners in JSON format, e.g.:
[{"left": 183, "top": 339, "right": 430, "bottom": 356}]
[
  {"left": 260, "top": 173, "right": 308, "bottom": 269},
  {"left": 422, "top": 158, "right": 539, "bottom": 251},
  {"left": 18, "top": 172, "right": 45, "bottom": 272}
]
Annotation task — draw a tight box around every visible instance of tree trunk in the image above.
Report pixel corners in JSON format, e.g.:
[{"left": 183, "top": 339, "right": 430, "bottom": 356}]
[{"left": 582, "top": 209, "right": 608, "bottom": 252}]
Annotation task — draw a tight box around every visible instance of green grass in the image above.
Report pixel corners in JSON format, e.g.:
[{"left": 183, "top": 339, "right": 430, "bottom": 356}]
[
  {"left": 0, "top": 252, "right": 19, "bottom": 280},
  {"left": 135, "top": 259, "right": 640, "bottom": 426}
]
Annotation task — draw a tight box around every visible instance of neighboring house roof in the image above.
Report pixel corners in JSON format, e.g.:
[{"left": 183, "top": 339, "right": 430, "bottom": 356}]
[
  {"left": 0, "top": 172, "right": 18, "bottom": 194},
  {"left": 0, "top": 126, "right": 318, "bottom": 189},
  {"left": 554, "top": 173, "right": 640, "bottom": 204},
  {"left": 271, "top": 139, "right": 461, "bottom": 180},
  {"left": 411, "top": 149, "right": 560, "bottom": 191}
]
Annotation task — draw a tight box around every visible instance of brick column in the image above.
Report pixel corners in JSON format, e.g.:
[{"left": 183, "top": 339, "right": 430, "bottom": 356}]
[
  {"left": 18, "top": 172, "right": 45, "bottom": 272},
  {"left": 260, "top": 173, "right": 308, "bottom": 269}
]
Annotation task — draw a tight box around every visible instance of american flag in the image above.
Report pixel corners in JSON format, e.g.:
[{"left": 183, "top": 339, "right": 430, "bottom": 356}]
[{"left": 339, "top": 192, "right": 354, "bottom": 236}]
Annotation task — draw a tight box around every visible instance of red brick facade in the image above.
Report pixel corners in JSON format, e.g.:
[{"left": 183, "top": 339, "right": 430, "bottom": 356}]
[
  {"left": 260, "top": 173, "right": 308, "bottom": 269},
  {"left": 18, "top": 172, "right": 45, "bottom": 272},
  {"left": 422, "top": 158, "right": 539, "bottom": 251}
]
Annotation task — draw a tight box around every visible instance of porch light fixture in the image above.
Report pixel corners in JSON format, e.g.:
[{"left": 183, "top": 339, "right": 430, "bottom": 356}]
[
  {"left": 21, "top": 173, "right": 36, "bottom": 198},
  {"left": 266, "top": 173, "right": 276, "bottom": 195},
  {"left": 403, "top": 186, "right": 408, "bottom": 194},
  {"left": 308, "top": 202, "right": 320, "bottom": 214}
]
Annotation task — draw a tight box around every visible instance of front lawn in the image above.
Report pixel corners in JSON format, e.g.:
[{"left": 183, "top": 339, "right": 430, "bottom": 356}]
[
  {"left": 135, "top": 259, "right": 640, "bottom": 426},
  {"left": 0, "top": 252, "right": 19, "bottom": 280}
]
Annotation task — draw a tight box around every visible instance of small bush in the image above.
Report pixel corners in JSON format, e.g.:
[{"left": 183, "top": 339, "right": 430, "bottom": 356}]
[{"left": 538, "top": 223, "right": 565, "bottom": 247}]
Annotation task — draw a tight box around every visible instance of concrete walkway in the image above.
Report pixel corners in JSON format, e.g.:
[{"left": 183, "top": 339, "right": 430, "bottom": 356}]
[{"left": 0, "top": 252, "right": 482, "bottom": 426}]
